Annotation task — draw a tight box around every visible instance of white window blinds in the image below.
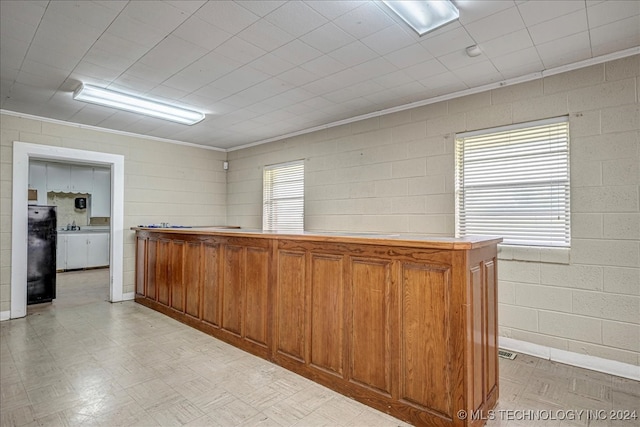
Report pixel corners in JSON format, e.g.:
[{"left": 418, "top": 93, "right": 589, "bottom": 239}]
[
  {"left": 455, "top": 117, "right": 570, "bottom": 247},
  {"left": 263, "top": 160, "right": 304, "bottom": 232}
]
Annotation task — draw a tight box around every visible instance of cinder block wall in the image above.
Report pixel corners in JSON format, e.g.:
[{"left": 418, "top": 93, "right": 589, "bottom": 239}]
[
  {"left": 0, "top": 115, "right": 228, "bottom": 309},
  {"left": 227, "top": 55, "right": 640, "bottom": 366}
]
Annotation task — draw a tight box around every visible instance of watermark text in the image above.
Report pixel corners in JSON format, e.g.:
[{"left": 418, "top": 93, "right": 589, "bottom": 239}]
[{"left": 456, "top": 409, "right": 638, "bottom": 422}]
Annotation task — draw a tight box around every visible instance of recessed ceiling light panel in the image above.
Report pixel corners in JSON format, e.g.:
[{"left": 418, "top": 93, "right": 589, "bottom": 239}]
[
  {"left": 73, "top": 84, "right": 205, "bottom": 125},
  {"left": 382, "top": 0, "right": 459, "bottom": 36}
]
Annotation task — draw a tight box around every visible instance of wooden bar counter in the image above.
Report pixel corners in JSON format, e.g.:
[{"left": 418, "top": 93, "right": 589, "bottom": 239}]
[{"left": 133, "top": 227, "right": 502, "bottom": 426}]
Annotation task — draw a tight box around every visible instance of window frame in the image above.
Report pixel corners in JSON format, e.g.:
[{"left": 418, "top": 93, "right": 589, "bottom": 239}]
[
  {"left": 455, "top": 117, "right": 570, "bottom": 248},
  {"left": 262, "top": 159, "right": 305, "bottom": 232}
]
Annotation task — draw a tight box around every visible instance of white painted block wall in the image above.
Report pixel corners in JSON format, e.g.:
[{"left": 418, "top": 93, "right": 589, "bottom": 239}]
[
  {"left": 0, "top": 116, "right": 227, "bottom": 306},
  {"left": 227, "top": 55, "right": 640, "bottom": 367},
  {"left": 1, "top": 55, "right": 637, "bottom": 369}
]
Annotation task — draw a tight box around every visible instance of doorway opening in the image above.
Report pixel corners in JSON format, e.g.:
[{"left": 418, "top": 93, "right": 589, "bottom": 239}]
[
  {"left": 11, "top": 142, "right": 125, "bottom": 319},
  {"left": 29, "top": 158, "right": 112, "bottom": 312}
]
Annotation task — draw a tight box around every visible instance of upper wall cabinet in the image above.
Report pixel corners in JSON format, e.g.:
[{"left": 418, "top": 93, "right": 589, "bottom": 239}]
[
  {"left": 28, "top": 161, "right": 48, "bottom": 205},
  {"left": 46, "top": 163, "right": 72, "bottom": 192},
  {"left": 46, "top": 164, "right": 93, "bottom": 193},
  {"left": 91, "top": 168, "right": 111, "bottom": 218},
  {"left": 70, "top": 166, "right": 94, "bottom": 193},
  {"left": 29, "top": 161, "right": 111, "bottom": 217}
]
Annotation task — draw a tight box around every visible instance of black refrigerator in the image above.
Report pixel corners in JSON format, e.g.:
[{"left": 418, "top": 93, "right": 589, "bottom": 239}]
[{"left": 27, "top": 205, "right": 57, "bottom": 304}]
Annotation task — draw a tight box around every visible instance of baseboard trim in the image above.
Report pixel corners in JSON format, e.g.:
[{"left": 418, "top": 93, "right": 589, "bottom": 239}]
[
  {"left": 499, "top": 337, "right": 639, "bottom": 381},
  {"left": 0, "top": 311, "right": 10, "bottom": 321},
  {"left": 121, "top": 292, "right": 135, "bottom": 301}
]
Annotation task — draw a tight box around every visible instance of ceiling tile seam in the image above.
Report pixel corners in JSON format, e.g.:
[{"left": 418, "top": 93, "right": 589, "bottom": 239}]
[
  {"left": 3, "top": 47, "right": 637, "bottom": 153},
  {"left": 228, "top": 46, "right": 640, "bottom": 152},
  {"left": 113, "top": 4, "right": 211, "bottom": 96},
  {"left": 516, "top": 0, "right": 589, "bottom": 27},
  {"left": 437, "top": 23, "right": 485, "bottom": 76},
  {"left": 165, "top": 2, "right": 417, "bottom": 107},
  {"left": 509, "top": 0, "right": 539, "bottom": 78},
  {"left": 161, "top": 7, "right": 270, "bottom": 101},
  {"left": 160, "top": 1, "right": 342, "bottom": 104},
  {"left": 583, "top": 0, "right": 594, "bottom": 58},
  {"left": 158, "top": 26, "right": 293, "bottom": 108},
  {"left": 10, "top": 0, "right": 50, "bottom": 102},
  {"left": 104, "top": 1, "right": 462, "bottom": 118},
  {"left": 64, "top": 2, "right": 136, "bottom": 124},
  {"left": 78, "top": 2, "right": 209, "bottom": 111},
  {"left": 515, "top": 1, "right": 546, "bottom": 70},
  {"left": 88, "top": 2, "right": 251, "bottom": 129}
]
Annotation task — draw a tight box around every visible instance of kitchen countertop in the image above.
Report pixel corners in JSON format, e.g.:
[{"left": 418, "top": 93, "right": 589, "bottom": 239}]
[{"left": 58, "top": 228, "right": 109, "bottom": 234}]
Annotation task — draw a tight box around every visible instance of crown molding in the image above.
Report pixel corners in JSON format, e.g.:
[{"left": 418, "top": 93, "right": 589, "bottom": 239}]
[
  {"left": 228, "top": 46, "right": 640, "bottom": 151},
  {"left": 0, "top": 110, "right": 225, "bottom": 152},
  {"left": 3, "top": 47, "right": 638, "bottom": 153}
]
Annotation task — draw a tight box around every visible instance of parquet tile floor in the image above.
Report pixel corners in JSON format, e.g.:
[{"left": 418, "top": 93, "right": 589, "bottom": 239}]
[{"left": 1, "top": 269, "right": 638, "bottom": 426}]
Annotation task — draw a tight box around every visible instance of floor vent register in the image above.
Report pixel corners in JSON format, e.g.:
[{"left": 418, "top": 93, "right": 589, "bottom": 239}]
[{"left": 498, "top": 349, "right": 517, "bottom": 360}]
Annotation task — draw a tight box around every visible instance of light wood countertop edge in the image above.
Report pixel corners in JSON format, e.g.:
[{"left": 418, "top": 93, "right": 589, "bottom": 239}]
[{"left": 131, "top": 227, "right": 502, "bottom": 250}]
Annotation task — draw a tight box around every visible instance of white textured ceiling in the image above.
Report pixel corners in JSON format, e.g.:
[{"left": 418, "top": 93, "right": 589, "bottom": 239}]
[{"left": 1, "top": 0, "right": 639, "bottom": 150}]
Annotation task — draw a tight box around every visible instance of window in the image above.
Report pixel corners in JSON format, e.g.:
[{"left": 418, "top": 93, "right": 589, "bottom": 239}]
[
  {"left": 263, "top": 160, "right": 304, "bottom": 232},
  {"left": 455, "top": 117, "right": 570, "bottom": 247}
]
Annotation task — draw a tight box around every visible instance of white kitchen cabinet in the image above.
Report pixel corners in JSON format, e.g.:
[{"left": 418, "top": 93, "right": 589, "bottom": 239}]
[
  {"left": 57, "top": 234, "right": 67, "bottom": 270},
  {"left": 29, "top": 161, "right": 48, "bottom": 205},
  {"left": 66, "top": 234, "right": 88, "bottom": 269},
  {"left": 46, "top": 163, "right": 71, "bottom": 192},
  {"left": 46, "top": 163, "right": 93, "bottom": 193},
  {"left": 87, "top": 233, "right": 109, "bottom": 267},
  {"left": 61, "top": 232, "right": 110, "bottom": 270},
  {"left": 70, "top": 166, "right": 93, "bottom": 193},
  {"left": 91, "top": 168, "right": 111, "bottom": 217}
]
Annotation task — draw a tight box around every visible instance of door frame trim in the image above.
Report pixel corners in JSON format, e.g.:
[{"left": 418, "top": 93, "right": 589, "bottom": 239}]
[{"left": 11, "top": 141, "right": 125, "bottom": 318}]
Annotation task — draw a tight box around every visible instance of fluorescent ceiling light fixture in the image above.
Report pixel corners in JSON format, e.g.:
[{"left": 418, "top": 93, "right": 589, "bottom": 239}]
[
  {"left": 382, "top": 0, "right": 459, "bottom": 36},
  {"left": 73, "top": 84, "right": 205, "bottom": 125}
]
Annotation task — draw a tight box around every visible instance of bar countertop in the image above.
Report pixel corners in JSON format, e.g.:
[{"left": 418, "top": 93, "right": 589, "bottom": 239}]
[{"left": 131, "top": 226, "right": 502, "bottom": 250}]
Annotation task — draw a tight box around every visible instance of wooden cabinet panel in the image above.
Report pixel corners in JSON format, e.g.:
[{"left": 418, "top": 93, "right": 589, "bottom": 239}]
[
  {"left": 202, "top": 242, "right": 219, "bottom": 326},
  {"left": 470, "top": 264, "right": 484, "bottom": 411},
  {"left": 350, "top": 258, "right": 392, "bottom": 395},
  {"left": 485, "top": 260, "right": 498, "bottom": 401},
  {"left": 184, "top": 242, "right": 201, "bottom": 318},
  {"left": 310, "top": 254, "right": 344, "bottom": 376},
  {"left": 275, "top": 251, "right": 306, "bottom": 362},
  {"left": 136, "top": 237, "right": 146, "bottom": 296},
  {"left": 133, "top": 230, "right": 500, "bottom": 427},
  {"left": 146, "top": 239, "right": 157, "bottom": 300},
  {"left": 244, "top": 247, "right": 269, "bottom": 347},
  {"left": 170, "top": 241, "right": 184, "bottom": 312},
  {"left": 222, "top": 245, "right": 243, "bottom": 336},
  {"left": 400, "top": 263, "right": 452, "bottom": 417},
  {"left": 157, "top": 240, "right": 170, "bottom": 306}
]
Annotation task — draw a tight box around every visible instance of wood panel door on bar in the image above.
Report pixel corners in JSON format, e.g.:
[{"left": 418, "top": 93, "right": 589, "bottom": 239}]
[
  {"left": 136, "top": 234, "right": 272, "bottom": 359},
  {"left": 273, "top": 239, "right": 472, "bottom": 424},
  {"left": 134, "top": 230, "right": 499, "bottom": 427}
]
